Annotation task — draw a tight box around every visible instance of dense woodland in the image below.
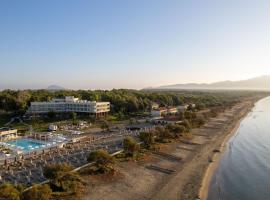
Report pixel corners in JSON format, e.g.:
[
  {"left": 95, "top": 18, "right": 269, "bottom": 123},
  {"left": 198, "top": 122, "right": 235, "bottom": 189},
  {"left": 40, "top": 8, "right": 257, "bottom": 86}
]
[{"left": 0, "top": 89, "right": 267, "bottom": 116}]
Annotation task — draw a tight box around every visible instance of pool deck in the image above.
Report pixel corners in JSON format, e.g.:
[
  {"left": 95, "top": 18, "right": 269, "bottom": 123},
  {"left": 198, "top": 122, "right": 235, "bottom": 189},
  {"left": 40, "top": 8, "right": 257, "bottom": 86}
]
[{"left": 0, "top": 127, "right": 151, "bottom": 185}]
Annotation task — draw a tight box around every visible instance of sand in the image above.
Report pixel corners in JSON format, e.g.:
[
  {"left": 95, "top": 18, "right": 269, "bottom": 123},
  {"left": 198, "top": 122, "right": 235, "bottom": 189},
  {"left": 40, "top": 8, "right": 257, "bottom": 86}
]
[
  {"left": 81, "top": 98, "right": 260, "bottom": 200},
  {"left": 198, "top": 116, "right": 245, "bottom": 200}
]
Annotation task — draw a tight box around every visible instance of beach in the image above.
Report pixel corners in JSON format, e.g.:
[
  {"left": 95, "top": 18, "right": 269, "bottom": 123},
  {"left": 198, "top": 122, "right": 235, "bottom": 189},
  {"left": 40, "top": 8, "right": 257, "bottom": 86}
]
[
  {"left": 198, "top": 111, "right": 248, "bottom": 200},
  {"left": 82, "top": 98, "right": 260, "bottom": 200}
]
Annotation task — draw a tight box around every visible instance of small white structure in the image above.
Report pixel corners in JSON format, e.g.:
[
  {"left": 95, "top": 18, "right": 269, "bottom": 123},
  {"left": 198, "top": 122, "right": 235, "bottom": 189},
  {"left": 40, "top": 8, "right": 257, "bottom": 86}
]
[
  {"left": 0, "top": 128, "right": 18, "bottom": 141},
  {"left": 177, "top": 104, "right": 189, "bottom": 112},
  {"left": 49, "top": 124, "right": 58, "bottom": 131},
  {"left": 151, "top": 102, "right": 159, "bottom": 110},
  {"left": 167, "top": 107, "right": 178, "bottom": 114},
  {"left": 151, "top": 108, "right": 167, "bottom": 117},
  {"left": 151, "top": 107, "right": 178, "bottom": 117}
]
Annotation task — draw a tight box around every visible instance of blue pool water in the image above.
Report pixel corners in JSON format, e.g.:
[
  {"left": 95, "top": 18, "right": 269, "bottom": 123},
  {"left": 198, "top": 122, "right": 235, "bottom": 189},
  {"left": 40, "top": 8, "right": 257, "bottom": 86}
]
[{"left": 6, "top": 139, "right": 47, "bottom": 152}]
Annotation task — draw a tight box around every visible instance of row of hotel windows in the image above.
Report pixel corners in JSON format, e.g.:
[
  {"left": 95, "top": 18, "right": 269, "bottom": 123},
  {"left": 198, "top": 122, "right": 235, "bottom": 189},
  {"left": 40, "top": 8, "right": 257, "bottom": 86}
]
[{"left": 30, "top": 106, "right": 109, "bottom": 112}]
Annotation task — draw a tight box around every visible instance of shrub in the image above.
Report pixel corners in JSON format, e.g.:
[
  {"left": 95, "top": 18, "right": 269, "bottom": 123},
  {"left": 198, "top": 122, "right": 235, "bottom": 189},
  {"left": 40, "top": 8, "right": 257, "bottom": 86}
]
[
  {"left": 100, "top": 120, "right": 109, "bottom": 131},
  {"left": 88, "top": 150, "right": 115, "bottom": 173},
  {"left": 22, "top": 184, "right": 52, "bottom": 200},
  {"left": 43, "top": 163, "right": 83, "bottom": 194},
  {"left": 123, "top": 136, "right": 140, "bottom": 158},
  {"left": 166, "top": 124, "right": 186, "bottom": 138},
  {"left": 43, "top": 163, "right": 73, "bottom": 181},
  {"left": 180, "top": 119, "right": 192, "bottom": 132},
  {"left": 56, "top": 171, "right": 84, "bottom": 194},
  {"left": 139, "top": 131, "right": 155, "bottom": 148},
  {"left": 155, "top": 126, "right": 173, "bottom": 141},
  {"left": 0, "top": 183, "right": 20, "bottom": 200}
]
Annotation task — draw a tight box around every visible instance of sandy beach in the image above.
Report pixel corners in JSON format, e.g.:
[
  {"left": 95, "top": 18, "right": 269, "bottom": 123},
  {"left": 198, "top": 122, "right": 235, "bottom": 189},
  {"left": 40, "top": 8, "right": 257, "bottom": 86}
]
[
  {"left": 198, "top": 113, "right": 248, "bottom": 200},
  {"left": 82, "top": 98, "right": 259, "bottom": 200}
]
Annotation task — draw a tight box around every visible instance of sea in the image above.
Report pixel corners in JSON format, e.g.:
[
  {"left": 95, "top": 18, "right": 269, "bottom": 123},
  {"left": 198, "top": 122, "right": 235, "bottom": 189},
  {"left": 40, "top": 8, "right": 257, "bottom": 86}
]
[{"left": 207, "top": 96, "right": 270, "bottom": 200}]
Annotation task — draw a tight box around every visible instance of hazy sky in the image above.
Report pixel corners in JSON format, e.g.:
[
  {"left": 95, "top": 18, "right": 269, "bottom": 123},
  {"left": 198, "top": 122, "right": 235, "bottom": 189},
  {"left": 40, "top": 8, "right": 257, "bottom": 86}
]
[{"left": 1, "top": 0, "right": 270, "bottom": 90}]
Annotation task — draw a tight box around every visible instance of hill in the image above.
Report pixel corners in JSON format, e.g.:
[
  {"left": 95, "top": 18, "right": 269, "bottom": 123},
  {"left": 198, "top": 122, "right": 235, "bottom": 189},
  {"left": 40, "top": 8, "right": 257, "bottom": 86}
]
[
  {"left": 46, "top": 85, "right": 66, "bottom": 91},
  {"left": 154, "top": 75, "right": 270, "bottom": 90}
]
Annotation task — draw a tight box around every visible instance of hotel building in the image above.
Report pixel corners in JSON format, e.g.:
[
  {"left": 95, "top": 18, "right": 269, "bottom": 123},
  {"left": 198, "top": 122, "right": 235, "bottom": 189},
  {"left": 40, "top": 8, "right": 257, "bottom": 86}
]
[{"left": 26, "top": 96, "right": 110, "bottom": 117}]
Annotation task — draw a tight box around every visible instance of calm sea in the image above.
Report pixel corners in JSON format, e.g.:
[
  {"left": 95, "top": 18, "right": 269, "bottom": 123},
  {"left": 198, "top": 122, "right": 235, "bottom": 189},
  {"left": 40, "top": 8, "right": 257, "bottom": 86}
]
[{"left": 207, "top": 96, "right": 270, "bottom": 200}]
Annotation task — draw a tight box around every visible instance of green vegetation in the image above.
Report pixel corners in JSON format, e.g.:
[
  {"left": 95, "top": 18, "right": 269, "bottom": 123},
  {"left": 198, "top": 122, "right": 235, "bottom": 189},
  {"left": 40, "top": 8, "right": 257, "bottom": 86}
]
[
  {"left": 22, "top": 184, "right": 52, "bottom": 200},
  {"left": 43, "top": 163, "right": 74, "bottom": 181},
  {"left": 123, "top": 136, "right": 140, "bottom": 158},
  {"left": 0, "top": 163, "right": 84, "bottom": 200},
  {"left": 70, "top": 112, "right": 77, "bottom": 125},
  {"left": 100, "top": 120, "right": 109, "bottom": 131},
  {"left": 139, "top": 131, "right": 155, "bottom": 148},
  {"left": 87, "top": 149, "right": 115, "bottom": 174},
  {"left": 43, "top": 163, "right": 84, "bottom": 195},
  {"left": 165, "top": 124, "right": 186, "bottom": 138},
  {"left": 0, "top": 89, "right": 266, "bottom": 120},
  {"left": 139, "top": 123, "right": 194, "bottom": 148},
  {"left": 0, "top": 183, "right": 21, "bottom": 200}
]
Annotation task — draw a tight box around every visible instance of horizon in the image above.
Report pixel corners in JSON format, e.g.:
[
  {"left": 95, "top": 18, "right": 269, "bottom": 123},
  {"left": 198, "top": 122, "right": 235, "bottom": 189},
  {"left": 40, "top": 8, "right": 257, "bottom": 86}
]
[
  {"left": 1, "top": 1, "right": 270, "bottom": 90},
  {"left": 0, "top": 74, "right": 270, "bottom": 91}
]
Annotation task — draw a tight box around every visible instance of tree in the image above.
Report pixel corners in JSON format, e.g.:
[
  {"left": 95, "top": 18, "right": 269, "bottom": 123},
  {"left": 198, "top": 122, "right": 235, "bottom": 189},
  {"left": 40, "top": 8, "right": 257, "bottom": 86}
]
[
  {"left": 88, "top": 149, "right": 115, "bottom": 173},
  {"left": 43, "top": 163, "right": 73, "bottom": 181},
  {"left": 17, "top": 90, "right": 31, "bottom": 110},
  {"left": 184, "top": 111, "right": 193, "bottom": 121},
  {"left": 166, "top": 124, "right": 186, "bottom": 138},
  {"left": 123, "top": 136, "right": 140, "bottom": 157},
  {"left": 70, "top": 112, "right": 77, "bottom": 124},
  {"left": 0, "top": 183, "right": 20, "bottom": 200},
  {"left": 155, "top": 126, "right": 173, "bottom": 141},
  {"left": 100, "top": 120, "right": 109, "bottom": 131},
  {"left": 43, "top": 163, "right": 83, "bottom": 193},
  {"left": 22, "top": 184, "right": 52, "bottom": 200},
  {"left": 193, "top": 116, "right": 206, "bottom": 127},
  {"left": 139, "top": 131, "right": 155, "bottom": 148},
  {"left": 56, "top": 171, "right": 84, "bottom": 194},
  {"left": 128, "top": 118, "right": 136, "bottom": 125},
  {"left": 47, "top": 111, "right": 55, "bottom": 119},
  {"left": 181, "top": 119, "right": 192, "bottom": 132}
]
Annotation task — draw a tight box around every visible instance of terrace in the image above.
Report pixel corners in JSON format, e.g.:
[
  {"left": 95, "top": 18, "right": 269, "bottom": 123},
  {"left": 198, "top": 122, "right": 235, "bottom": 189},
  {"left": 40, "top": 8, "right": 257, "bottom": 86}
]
[{"left": 0, "top": 125, "right": 154, "bottom": 185}]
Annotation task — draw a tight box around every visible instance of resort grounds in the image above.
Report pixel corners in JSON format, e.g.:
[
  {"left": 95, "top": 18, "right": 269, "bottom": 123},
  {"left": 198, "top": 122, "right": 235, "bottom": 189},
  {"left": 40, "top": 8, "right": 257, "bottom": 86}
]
[{"left": 0, "top": 127, "right": 150, "bottom": 185}]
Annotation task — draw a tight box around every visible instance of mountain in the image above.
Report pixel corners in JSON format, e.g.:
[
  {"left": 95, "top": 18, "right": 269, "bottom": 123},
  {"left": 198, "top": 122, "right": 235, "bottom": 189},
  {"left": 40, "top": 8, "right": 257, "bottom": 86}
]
[
  {"left": 46, "top": 85, "right": 66, "bottom": 91},
  {"left": 151, "top": 75, "right": 270, "bottom": 90}
]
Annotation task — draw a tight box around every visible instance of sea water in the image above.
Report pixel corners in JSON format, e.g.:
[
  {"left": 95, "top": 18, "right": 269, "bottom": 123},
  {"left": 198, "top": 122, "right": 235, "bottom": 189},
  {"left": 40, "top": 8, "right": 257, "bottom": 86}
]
[{"left": 207, "top": 96, "right": 270, "bottom": 200}]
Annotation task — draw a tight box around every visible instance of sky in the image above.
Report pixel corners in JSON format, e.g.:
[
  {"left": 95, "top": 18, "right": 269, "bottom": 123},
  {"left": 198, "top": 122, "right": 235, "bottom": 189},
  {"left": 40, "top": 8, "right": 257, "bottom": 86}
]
[{"left": 1, "top": 0, "right": 270, "bottom": 90}]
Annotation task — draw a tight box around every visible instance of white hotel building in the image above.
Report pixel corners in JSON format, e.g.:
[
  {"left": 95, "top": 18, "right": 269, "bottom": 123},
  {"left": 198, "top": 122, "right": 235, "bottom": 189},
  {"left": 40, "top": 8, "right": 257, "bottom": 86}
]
[{"left": 26, "top": 96, "right": 110, "bottom": 117}]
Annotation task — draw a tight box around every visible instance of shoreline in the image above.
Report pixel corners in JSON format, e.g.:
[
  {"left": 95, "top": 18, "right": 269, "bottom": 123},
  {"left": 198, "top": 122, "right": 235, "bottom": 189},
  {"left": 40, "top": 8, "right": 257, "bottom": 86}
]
[
  {"left": 198, "top": 101, "right": 256, "bottom": 200},
  {"left": 82, "top": 98, "right": 263, "bottom": 200}
]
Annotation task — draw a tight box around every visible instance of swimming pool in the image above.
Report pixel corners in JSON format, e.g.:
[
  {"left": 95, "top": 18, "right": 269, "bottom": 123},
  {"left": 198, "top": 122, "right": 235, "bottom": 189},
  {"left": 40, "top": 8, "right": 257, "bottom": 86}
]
[{"left": 6, "top": 138, "right": 48, "bottom": 152}]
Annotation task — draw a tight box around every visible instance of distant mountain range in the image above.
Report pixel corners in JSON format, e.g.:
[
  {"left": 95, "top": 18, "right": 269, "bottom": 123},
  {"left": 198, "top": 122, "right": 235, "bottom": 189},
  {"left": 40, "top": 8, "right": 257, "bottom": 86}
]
[
  {"left": 46, "top": 85, "right": 66, "bottom": 91},
  {"left": 147, "top": 75, "right": 270, "bottom": 91}
]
